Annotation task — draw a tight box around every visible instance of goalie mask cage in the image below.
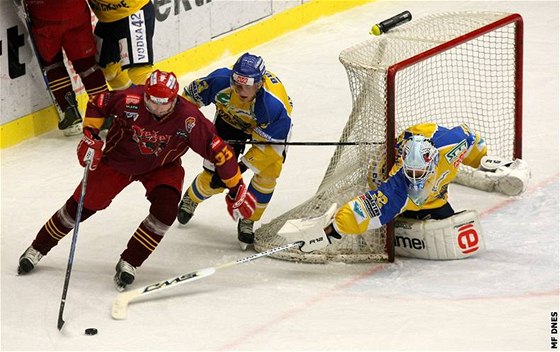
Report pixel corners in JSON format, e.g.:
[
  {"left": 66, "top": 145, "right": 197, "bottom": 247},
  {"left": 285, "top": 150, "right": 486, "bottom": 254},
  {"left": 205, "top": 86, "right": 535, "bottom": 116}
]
[{"left": 254, "top": 11, "right": 523, "bottom": 263}]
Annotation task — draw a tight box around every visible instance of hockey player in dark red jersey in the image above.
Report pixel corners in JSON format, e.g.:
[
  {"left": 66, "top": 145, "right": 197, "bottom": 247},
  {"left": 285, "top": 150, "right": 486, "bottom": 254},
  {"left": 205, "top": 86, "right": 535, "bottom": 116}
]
[
  {"left": 20, "top": 0, "right": 109, "bottom": 136},
  {"left": 17, "top": 70, "right": 256, "bottom": 291}
]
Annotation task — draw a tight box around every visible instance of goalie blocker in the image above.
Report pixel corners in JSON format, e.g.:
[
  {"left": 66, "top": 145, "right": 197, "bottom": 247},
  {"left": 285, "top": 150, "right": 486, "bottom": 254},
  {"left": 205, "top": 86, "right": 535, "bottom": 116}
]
[{"left": 279, "top": 203, "right": 339, "bottom": 253}]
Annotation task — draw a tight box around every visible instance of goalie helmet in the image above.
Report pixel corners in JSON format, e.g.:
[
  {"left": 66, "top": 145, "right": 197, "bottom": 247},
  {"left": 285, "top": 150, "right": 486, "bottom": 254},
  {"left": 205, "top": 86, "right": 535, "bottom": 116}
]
[
  {"left": 144, "top": 70, "right": 179, "bottom": 117},
  {"left": 401, "top": 135, "right": 439, "bottom": 205},
  {"left": 231, "top": 53, "right": 266, "bottom": 86}
]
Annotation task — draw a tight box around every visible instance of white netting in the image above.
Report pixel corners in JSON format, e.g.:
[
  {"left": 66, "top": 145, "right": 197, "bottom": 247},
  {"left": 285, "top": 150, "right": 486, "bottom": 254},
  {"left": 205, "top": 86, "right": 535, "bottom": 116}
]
[{"left": 254, "top": 11, "right": 521, "bottom": 263}]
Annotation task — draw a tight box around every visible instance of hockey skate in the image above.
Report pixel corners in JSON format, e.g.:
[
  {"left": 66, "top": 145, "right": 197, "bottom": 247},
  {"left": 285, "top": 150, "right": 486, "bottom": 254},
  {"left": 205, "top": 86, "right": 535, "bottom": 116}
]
[
  {"left": 18, "top": 246, "right": 43, "bottom": 275},
  {"left": 237, "top": 219, "right": 255, "bottom": 251},
  {"left": 177, "top": 195, "right": 198, "bottom": 225},
  {"left": 58, "top": 92, "right": 82, "bottom": 136},
  {"left": 114, "top": 259, "right": 136, "bottom": 292}
]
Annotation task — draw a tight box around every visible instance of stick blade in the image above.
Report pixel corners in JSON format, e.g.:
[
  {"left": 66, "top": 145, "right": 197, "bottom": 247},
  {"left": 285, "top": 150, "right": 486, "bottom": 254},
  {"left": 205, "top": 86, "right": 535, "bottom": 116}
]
[
  {"left": 57, "top": 303, "right": 66, "bottom": 330},
  {"left": 111, "top": 291, "right": 138, "bottom": 320},
  {"left": 111, "top": 299, "right": 128, "bottom": 320}
]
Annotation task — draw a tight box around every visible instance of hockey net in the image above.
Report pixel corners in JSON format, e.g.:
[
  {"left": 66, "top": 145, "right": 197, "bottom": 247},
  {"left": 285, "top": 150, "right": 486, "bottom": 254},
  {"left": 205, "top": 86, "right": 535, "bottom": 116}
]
[{"left": 254, "top": 11, "right": 523, "bottom": 263}]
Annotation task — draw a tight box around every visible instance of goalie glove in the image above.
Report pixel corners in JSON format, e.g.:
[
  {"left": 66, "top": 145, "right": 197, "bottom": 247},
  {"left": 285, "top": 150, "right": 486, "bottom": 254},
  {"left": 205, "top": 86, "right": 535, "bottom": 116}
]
[
  {"left": 480, "top": 157, "right": 530, "bottom": 196},
  {"left": 278, "top": 203, "right": 339, "bottom": 252},
  {"left": 454, "top": 156, "right": 530, "bottom": 196}
]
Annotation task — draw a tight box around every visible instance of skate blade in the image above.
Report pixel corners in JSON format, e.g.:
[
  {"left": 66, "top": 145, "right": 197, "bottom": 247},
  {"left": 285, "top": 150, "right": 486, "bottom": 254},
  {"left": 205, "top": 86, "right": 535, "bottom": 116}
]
[{"left": 238, "top": 241, "right": 252, "bottom": 251}]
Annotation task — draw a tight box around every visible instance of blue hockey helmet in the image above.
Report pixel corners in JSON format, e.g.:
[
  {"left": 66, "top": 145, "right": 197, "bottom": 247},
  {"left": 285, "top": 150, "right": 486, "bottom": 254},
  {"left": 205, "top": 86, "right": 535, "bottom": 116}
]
[
  {"left": 401, "top": 135, "right": 439, "bottom": 205},
  {"left": 231, "top": 53, "right": 266, "bottom": 86}
]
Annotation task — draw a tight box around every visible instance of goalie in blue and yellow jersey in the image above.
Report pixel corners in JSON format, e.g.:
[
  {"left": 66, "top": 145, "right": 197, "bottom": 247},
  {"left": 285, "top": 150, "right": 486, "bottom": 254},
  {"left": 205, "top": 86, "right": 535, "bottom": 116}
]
[
  {"left": 177, "top": 52, "right": 293, "bottom": 250},
  {"left": 280, "top": 122, "right": 530, "bottom": 260}
]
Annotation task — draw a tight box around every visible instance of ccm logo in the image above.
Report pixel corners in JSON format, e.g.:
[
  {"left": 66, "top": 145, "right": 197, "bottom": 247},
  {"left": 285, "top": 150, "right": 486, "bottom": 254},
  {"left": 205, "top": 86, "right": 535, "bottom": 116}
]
[{"left": 457, "top": 223, "right": 479, "bottom": 254}]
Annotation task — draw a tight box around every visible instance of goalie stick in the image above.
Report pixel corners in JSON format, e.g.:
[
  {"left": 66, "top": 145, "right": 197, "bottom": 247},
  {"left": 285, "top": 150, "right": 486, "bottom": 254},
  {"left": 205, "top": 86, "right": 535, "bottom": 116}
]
[{"left": 111, "top": 241, "right": 302, "bottom": 320}]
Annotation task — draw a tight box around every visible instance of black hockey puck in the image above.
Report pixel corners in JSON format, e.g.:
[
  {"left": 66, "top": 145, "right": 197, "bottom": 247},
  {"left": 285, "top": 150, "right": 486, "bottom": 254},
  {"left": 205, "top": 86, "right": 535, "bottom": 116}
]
[{"left": 84, "top": 328, "right": 98, "bottom": 335}]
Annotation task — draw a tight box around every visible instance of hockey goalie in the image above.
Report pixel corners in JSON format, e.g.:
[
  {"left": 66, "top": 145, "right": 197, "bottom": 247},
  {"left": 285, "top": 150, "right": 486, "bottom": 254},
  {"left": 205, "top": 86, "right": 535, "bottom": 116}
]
[{"left": 279, "top": 122, "right": 530, "bottom": 260}]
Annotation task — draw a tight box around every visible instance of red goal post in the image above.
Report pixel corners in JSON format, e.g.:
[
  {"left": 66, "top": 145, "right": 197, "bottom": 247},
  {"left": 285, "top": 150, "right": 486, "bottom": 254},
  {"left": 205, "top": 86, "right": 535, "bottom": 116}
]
[{"left": 254, "top": 12, "right": 523, "bottom": 263}]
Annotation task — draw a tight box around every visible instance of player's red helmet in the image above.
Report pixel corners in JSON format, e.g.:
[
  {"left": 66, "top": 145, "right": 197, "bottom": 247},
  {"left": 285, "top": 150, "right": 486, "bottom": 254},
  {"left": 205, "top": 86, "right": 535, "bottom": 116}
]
[
  {"left": 144, "top": 70, "right": 179, "bottom": 117},
  {"left": 145, "top": 70, "right": 179, "bottom": 103}
]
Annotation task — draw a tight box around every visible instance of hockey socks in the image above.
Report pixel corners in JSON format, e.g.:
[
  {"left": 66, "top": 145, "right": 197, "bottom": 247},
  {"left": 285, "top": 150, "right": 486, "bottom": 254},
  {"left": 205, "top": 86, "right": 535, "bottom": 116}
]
[
  {"left": 32, "top": 197, "right": 95, "bottom": 255},
  {"left": 120, "top": 215, "right": 167, "bottom": 268}
]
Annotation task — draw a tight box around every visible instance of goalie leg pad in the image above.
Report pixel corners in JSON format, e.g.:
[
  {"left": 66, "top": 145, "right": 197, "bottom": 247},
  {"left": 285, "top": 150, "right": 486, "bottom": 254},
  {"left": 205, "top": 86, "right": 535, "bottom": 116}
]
[
  {"left": 394, "top": 209, "right": 485, "bottom": 260},
  {"left": 278, "top": 203, "right": 338, "bottom": 253}
]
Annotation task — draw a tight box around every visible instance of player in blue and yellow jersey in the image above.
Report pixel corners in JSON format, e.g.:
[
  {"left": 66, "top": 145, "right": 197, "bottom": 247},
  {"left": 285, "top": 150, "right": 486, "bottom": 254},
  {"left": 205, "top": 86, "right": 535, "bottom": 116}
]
[
  {"left": 89, "top": 0, "right": 155, "bottom": 90},
  {"left": 331, "top": 123, "right": 488, "bottom": 234},
  {"left": 177, "top": 53, "right": 293, "bottom": 250},
  {"left": 280, "top": 122, "right": 530, "bottom": 260}
]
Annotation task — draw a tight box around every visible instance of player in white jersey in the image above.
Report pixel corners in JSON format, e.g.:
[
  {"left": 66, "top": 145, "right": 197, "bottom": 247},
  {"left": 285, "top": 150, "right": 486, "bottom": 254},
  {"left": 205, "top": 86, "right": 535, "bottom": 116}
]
[
  {"left": 177, "top": 53, "right": 293, "bottom": 250},
  {"left": 280, "top": 122, "right": 531, "bottom": 260}
]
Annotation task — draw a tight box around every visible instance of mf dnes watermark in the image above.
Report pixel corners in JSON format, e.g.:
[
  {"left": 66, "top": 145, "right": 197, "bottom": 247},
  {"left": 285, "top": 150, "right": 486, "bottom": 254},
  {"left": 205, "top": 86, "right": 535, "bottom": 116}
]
[{"left": 552, "top": 311, "right": 558, "bottom": 349}]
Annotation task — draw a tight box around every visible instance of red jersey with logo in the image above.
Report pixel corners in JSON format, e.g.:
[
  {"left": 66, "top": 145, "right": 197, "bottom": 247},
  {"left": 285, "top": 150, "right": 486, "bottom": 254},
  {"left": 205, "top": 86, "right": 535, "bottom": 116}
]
[{"left": 85, "top": 86, "right": 239, "bottom": 181}]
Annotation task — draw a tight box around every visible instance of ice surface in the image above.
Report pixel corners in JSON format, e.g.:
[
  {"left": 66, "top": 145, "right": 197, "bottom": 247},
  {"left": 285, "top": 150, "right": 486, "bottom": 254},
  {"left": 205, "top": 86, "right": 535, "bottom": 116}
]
[{"left": 1, "top": 1, "right": 558, "bottom": 351}]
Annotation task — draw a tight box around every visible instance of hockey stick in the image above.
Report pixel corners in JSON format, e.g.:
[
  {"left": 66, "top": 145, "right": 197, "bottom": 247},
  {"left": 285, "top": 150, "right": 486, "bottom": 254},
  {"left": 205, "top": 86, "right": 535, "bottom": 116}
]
[
  {"left": 226, "top": 140, "right": 382, "bottom": 146},
  {"left": 111, "top": 241, "right": 302, "bottom": 320},
  {"left": 57, "top": 159, "right": 91, "bottom": 330}
]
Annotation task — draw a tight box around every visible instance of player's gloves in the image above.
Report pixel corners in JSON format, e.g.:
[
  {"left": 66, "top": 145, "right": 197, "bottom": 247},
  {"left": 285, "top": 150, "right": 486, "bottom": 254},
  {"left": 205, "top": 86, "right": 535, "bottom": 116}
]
[
  {"left": 77, "top": 128, "right": 104, "bottom": 170},
  {"left": 226, "top": 180, "right": 256, "bottom": 221}
]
